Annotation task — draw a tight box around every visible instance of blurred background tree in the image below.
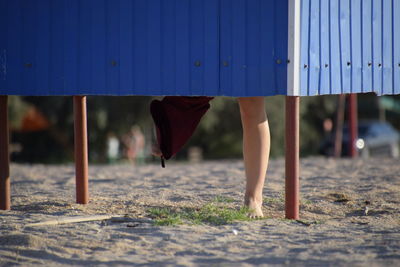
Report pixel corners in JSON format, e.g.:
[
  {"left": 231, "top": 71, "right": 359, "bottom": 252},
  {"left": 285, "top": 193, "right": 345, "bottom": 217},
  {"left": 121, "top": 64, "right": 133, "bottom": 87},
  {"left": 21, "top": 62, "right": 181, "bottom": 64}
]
[{"left": 7, "top": 94, "right": 400, "bottom": 164}]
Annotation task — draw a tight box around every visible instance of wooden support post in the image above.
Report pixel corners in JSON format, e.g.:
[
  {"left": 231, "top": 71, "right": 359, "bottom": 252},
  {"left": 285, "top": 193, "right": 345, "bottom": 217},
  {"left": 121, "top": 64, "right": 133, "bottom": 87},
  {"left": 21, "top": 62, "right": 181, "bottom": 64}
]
[
  {"left": 73, "top": 96, "right": 89, "bottom": 204},
  {"left": 0, "top": 95, "right": 10, "bottom": 210},
  {"left": 348, "top": 94, "right": 358, "bottom": 158},
  {"left": 285, "top": 96, "right": 300, "bottom": 220}
]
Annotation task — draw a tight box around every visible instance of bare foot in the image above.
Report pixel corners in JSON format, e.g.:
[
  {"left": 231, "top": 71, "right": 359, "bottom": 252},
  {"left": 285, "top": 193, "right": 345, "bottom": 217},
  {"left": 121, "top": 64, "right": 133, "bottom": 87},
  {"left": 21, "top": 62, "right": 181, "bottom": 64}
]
[
  {"left": 152, "top": 144, "right": 162, "bottom": 157},
  {"left": 244, "top": 197, "right": 264, "bottom": 219}
]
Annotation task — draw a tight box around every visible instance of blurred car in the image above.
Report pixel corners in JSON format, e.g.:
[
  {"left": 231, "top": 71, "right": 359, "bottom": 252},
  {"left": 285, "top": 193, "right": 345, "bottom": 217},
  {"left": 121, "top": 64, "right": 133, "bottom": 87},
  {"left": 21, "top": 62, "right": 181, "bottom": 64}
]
[{"left": 319, "top": 120, "right": 400, "bottom": 158}]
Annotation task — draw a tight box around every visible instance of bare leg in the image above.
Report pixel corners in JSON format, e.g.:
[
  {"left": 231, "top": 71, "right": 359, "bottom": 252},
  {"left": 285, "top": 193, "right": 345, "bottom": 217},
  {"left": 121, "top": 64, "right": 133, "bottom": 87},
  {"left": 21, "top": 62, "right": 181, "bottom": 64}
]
[{"left": 238, "top": 97, "right": 270, "bottom": 218}]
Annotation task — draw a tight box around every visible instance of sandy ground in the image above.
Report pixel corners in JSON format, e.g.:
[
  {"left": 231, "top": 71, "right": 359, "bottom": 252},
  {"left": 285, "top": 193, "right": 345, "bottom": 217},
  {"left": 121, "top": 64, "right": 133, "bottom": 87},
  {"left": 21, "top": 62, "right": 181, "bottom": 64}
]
[{"left": 0, "top": 157, "right": 399, "bottom": 266}]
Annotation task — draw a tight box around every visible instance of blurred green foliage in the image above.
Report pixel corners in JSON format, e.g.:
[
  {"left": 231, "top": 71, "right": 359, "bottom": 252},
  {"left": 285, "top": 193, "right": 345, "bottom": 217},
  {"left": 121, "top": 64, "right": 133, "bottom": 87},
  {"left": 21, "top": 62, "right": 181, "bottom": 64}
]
[{"left": 7, "top": 94, "right": 400, "bottom": 163}]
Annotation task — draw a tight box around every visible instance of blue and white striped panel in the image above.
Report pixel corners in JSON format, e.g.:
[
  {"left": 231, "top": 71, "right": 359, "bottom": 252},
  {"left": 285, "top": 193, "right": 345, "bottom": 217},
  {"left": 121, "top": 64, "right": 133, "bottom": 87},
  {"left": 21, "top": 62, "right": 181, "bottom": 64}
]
[{"left": 299, "top": 0, "right": 400, "bottom": 96}]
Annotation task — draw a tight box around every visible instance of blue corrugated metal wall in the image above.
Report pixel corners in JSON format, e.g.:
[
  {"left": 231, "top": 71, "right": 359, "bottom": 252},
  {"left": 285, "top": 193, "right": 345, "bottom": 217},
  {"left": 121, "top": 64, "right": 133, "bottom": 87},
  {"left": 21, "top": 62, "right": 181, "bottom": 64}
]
[
  {"left": 0, "top": 0, "right": 288, "bottom": 97},
  {"left": 300, "top": 0, "right": 400, "bottom": 96},
  {"left": 219, "top": 0, "right": 288, "bottom": 96}
]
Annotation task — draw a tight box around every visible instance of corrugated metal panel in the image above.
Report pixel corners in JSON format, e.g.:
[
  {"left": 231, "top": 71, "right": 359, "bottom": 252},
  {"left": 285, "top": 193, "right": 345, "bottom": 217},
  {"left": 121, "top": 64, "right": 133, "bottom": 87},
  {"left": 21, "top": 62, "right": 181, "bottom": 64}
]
[
  {"left": 0, "top": 0, "right": 223, "bottom": 96},
  {"left": 0, "top": 0, "right": 287, "bottom": 97},
  {"left": 319, "top": 0, "right": 331, "bottom": 95},
  {"left": 300, "top": 0, "right": 400, "bottom": 96},
  {"left": 0, "top": 0, "right": 7, "bottom": 85},
  {"left": 395, "top": 0, "right": 400, "bottom": 94},
  {"left": 362, "top": 0, "right": 373, "bottom": 93},
  {"left": 382, "top": 0, "right": 393, "bottom": 95},
  {"left": 299, "top": 0, "right": 310, "bottom": 95},
  {"left": 219, "top": 0, "right": 288, "bottom": 96},
  {"left": 351, "top": 0, "right": 362, "bottom": 93}
]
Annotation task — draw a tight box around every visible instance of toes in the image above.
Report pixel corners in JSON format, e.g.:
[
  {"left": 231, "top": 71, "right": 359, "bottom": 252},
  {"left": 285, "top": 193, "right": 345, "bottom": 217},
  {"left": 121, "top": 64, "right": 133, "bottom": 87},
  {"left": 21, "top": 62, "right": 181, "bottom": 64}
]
[
  {"left": 244, "top": 200, "right": 264, "bottom": 219},
  {"left": 247, "top": 210, "right": 264, "bottom": 219}
]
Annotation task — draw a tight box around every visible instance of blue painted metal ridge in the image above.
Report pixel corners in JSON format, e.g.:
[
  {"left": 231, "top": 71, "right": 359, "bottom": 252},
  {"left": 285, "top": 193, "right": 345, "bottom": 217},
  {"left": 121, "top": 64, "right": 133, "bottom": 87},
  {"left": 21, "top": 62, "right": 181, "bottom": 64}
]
[
  {"left": 299, "top": 0, "right": 400, "bottom": 96},
  {"left": 0, "top": 0, "right": 288, "bottom": 97}
]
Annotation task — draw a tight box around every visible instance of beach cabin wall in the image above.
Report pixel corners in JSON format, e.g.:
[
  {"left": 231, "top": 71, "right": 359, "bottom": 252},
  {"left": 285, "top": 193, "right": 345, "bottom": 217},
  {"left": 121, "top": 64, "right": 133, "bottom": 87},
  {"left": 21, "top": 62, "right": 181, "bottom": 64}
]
[
  {"left": 0, "top": 0, "right": 288, "bottom": 97},
  {"left": 1, "top": 0, "right": 400, "bottom": 97}
]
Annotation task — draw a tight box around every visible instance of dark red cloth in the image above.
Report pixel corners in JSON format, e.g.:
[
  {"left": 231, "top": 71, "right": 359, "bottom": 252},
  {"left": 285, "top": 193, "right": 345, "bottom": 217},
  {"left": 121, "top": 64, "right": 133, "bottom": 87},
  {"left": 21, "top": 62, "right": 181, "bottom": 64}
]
[{"left": 150, "top": 96, "right": 214, "bottom": 160}]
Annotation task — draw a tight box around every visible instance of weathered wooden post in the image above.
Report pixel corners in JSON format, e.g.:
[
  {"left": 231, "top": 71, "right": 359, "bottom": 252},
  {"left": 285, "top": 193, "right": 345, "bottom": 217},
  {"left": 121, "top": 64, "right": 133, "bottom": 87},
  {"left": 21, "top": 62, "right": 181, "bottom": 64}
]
[
  {"left": 0, "top": 95, "right": 10, "bottom": 210},
  {"left": 285, "top": 96, "right": 300, "bottom": 220},
  {"left": 73, "top": 96, "right": 89, "bottom": 204}
]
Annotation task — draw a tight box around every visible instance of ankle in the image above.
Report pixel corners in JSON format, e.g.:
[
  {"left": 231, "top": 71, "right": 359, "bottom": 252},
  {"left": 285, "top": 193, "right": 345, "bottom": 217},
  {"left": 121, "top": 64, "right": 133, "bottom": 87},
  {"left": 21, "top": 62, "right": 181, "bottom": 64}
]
[{"left": 244, "top": 193, "right": 263, "bottom": 205}]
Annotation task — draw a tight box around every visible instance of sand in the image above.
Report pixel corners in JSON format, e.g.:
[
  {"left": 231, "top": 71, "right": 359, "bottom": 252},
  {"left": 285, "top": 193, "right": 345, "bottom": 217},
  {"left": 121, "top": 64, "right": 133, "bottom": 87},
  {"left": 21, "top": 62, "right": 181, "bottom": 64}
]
[{"left": 0, "top": 157, "right": 399, "bottom": 266}]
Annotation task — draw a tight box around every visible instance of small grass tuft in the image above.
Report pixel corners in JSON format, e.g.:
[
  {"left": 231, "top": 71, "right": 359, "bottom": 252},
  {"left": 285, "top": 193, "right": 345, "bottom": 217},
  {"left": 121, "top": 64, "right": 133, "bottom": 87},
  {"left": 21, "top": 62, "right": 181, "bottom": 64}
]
[
  {"left": 147, "top": 202, "right": 252, "bottom": 226},
  {"left": 300, "top": 199, "right": 313, "bottom": 205},
  {"left": 147, "top": 207, "right": 183, "bottom": 226},
  {"left": 185, "top": 203, "right": 250, "bottom": 225}
]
